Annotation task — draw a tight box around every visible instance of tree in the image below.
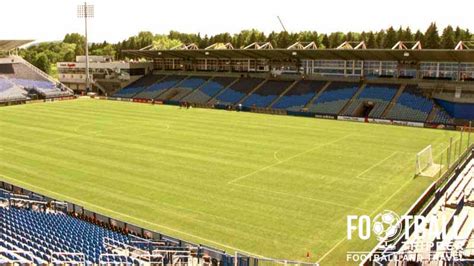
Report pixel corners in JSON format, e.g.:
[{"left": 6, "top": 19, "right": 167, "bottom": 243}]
[
  {"left": 328, "top": 32, "right": 344, "bottom": 48},
  {"left": 424, "top": 23, "right": 440, "bottom": 49},
  {"left": 366, "top": 32, "right": 376, "bottom": 48},
  {"left": 375, "top": 30, "right": 385, "bottom": 48},
  {"left": 441, "top": 26, "right": 456, "bottom": 49},
  {"left": 74, "top": 44, "right": 84, "bottom": 57},
  {"left": 64, "top": 50, "right": 76, "bottom": 62},
  {"left": 34, "top": 53, "right": 51, "bottom": 73},
  {"left": 396, "top": 27, "right": 404, "bottom": 42},
  {"left": 403, "top": 27, "right": 413, "bottom": 42},
  {"left": 152, "top": 35, "right": 182, "bottom": 50},
  {"left": 414, "top": 30, "right": 424, "bottom": 45},
  {"left": 384, "top": 27, "right": 397, "bottom": 48},
  {"left": 321, "top": 34, "right": 330, "bottom": 48},
  {"left": 63, "top": 33, "right": 85, "bottom": 45}
]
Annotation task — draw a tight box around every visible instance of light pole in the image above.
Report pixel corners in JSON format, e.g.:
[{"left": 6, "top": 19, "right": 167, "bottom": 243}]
[{"left": 77, "top": 2, "right": 94, "bottom": 92}]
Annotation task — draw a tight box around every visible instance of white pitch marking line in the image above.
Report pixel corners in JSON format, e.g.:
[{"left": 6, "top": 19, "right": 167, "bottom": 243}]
[
  {"left": 273, "top": 148, "right": 283, "bottom": 162},
  {"left": 352, "top": 151, "right": 399, "bottom": 181},
  {"left": 0, "top": 175, "right": 265, "bottom": 258},
  {"left": 316, "top": 155, "right": 415, "bottom": 264},
  {"left": 232, "top": 182, "right": 369, "bottom": 212},
  {"left": 228, "top": 134, "right": 354, "bottom": 184}
]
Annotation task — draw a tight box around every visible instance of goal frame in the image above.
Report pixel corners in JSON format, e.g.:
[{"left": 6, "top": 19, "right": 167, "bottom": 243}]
[{"left": 415, "top": 145, "right": 433, "bottom": 176}]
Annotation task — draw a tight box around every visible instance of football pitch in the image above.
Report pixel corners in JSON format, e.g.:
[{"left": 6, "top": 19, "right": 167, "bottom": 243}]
[{"left": 0, "top": 99, "right": 461, "bottom": 264}]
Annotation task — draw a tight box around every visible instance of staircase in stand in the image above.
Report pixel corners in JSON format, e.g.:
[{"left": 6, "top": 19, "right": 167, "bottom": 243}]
[
  {"left": 267, "top": 79, "right": 300, "bottom": 108},
  {"left": 303, "top": 81, "right": 331, "bottom": 109},
  {"left": 130, "top": 75, "right": 168, "bottom": 99},
  {"left": 207, "top": 78, "right": 240, "bottom": 104},
  {"left": 381, "top": 84, "right": 406, "bottom": 118},
  {"left": 338, "top": 82, "right": 366, "bottom": 116},
  {"left": 237, "top": 79, "right": 268, "bottom": 105},
  {"left": 13, "top": 56, "right": 73, "bottom": 94},
  {"left": 177, "top": 77, "right": 214, "bottom": 101}
]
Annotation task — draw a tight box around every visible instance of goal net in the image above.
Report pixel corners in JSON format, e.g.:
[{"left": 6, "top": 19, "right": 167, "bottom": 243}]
[{"left": 415, "top": 145, "right": 434, "bottom": 176}]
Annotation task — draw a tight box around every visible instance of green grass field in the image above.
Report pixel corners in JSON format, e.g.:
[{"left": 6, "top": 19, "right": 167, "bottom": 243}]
[{"left": 0, "top": 99, "right": 461, "bottom": 265}]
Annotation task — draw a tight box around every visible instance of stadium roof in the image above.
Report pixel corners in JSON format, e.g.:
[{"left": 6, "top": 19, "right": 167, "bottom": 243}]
[
  {"left": 124, "top": 48, "right": 474, "bottom": 62},
  {"left": 0, "top": 40, "right": 34, "bottom": 51}
]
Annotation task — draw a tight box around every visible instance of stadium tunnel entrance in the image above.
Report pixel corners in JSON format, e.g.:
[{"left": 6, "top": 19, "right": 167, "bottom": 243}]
[{"left": 353, "top": 101, "right": 375, "bottom": 118}]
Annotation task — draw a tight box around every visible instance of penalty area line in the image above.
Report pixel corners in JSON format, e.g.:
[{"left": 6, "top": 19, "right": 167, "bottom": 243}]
[
  {"left": 316, "top": 155, "right": 415, "bottom": 264},
  {"left": 228, "top": 134, "right": 354, "bottom": 184}
]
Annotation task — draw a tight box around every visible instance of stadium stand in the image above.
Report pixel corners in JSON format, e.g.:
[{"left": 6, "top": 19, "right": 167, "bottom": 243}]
[
  {"left": 2, "top": 63, "right": 70, "bottom": 98},
  {"left": 0, "top": 189, "right": 200, "bottom": 265},
  {"left": 212, "top": 77, "right": 264, "bottom": 105},
  {"left": 272, "top": 80, "right": 327, "bottom": 111},
  {"left": 368, "top": 149, "right": 474, "bottom": 264},
  {"left": 411, "top": 160, "right": 472, "bottom": 260},
  {"left": 109, "top": 71, "right": 460, "bottom": 126},
  {"left": 308, "top": 82, "right": 360, "bottom": 115},
  {"left": 157, "top": 76, "right": 209, "bottom": 101},
  {"left": 242, "top": 80, "right": 293, "bottom": 108},
  {"left": 112, "top": 74, "right": 164, "bottom": 98},
  {"left": 181, "top": 76, "right": 237, "bottom": 104},
  {"left": 0, "top": 206, "right": 128, "bottom": 264},
  {"left": 385, "top": 85, "right": 434, "bottom": 122},
  {"left": 133, "top": 75, "right": 186, "bottom": 100},
  {"left": 430, "top": 106, "right": 455, "bottom": 125},
  {"left": 343, "top": 84, "right": 399, "bottom": 118},
  {"left": 0, "top": 78, "right": 29, "bottom": 102},
  {"left": 0, "top": 183, "right": 270, "bottom": 266},
  {"left": 0, "top": 62, "right": 71, "bottom": 100}
]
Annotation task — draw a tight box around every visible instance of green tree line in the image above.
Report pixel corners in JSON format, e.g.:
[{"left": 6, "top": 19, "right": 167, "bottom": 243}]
[{"left": 19, "top": 23, "right": 473, "bottom": 74}]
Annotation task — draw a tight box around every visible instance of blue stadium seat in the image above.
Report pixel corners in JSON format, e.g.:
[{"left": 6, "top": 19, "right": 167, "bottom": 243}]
[
  {"left": 182, "top": 77, "right": 236, "bottom": 104},
  {"left": 308, "top": 82, "right": 360, "bottom": 115},
  {"left": 242, "top": 80, "right": 293, "bottom": 108},
  {"left": 386, "top": 85, "right": 434, "bottom": 122},
  {"left": 214, "top": 78, "right": 264, "bottom": 105},
  {"left": 0, "top": 78, "right": 29, "bottom": 102},
  {"left": 343, "top": 84, "right": 399, "bottom": 118},
  {"left": 273, "top": 80, "right": 326, "bottom": 111},
  {"left": 157, "top": 76, "right": 209, "bottom": 101},
  {"left": 133, "top": 75, "right": 186, "bottom": 100},
  {"left": 0, "top": 206, "right": 129, "bottom": 264},
  {"left": 113, "top": 74, "right": 164, "bottom": 98}
]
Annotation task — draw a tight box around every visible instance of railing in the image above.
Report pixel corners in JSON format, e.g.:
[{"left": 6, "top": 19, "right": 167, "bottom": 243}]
[
  {"left": 362, "top": 144, "right": 474, "bottom": 265},
  {"left": 50, "top": 252, "right": 85, "bottom": 264},
  {"left": 11, "top": 56, "right": 74, "bottom": 94},
  {"left": 0, "top": 250, "right": 35, "bottom": 264}
]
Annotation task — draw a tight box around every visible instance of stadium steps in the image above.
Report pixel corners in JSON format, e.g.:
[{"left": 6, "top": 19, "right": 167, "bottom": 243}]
[
  {"left": 130, "top": 75, "right": 168, "bottom": 99},
  {"left": 426, "top": 101, "right": 454, "bottom": 125},
  {"left": 177, "top": 76, "right": 213, "bottom": 102},
  {"left": 92, "top": 80, "right": 107, "bottom": 95},
  {"left": 338, "top": 82, "right": 366, "bottom": 116},
  {"left": 267, "top": 79, "right": 300, "bottom": 108},
  {"left": 207, "top": 78, "right": 240, "bottom": 104},
  {"left": 12, "top": 56, "right": 73, "bottom": 95},
  {"left": 426, "top": 104, "right": 439, "bottom": 123},
  {"left": 155, "top": 76, "right": 190, "bottom": 100},
  {"left": 237, "top": 79, "right": 269, "bottom": 105},
  {"left": 303, "top": 81, "right": 331, "bottom": 109},
  {"left": 381, "top": 84, "right": 406, "bottom": 118}
]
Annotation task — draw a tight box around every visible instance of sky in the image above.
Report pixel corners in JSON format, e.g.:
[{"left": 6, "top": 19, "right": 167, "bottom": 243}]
[{"left": 2, "top": 0, "right": 473, "bottom": 43}]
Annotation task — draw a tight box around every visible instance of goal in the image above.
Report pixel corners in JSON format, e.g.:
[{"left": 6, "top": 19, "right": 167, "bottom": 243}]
[{"left": 415, "top": 145, "right": 434, "bottom": 176}]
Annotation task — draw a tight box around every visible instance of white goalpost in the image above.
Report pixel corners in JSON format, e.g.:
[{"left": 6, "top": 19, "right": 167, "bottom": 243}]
[{"left": 415, "top": 145, "right": 434, "bottom": 176}]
